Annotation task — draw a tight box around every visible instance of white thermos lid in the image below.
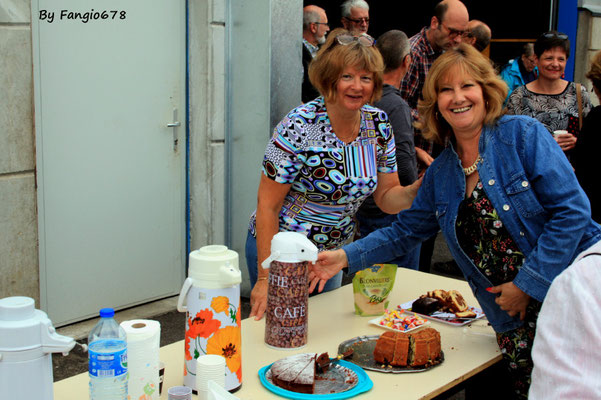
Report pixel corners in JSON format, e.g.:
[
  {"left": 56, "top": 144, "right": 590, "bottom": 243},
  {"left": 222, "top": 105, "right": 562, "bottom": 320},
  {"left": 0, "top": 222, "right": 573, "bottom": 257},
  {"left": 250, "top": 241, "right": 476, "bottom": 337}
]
[{"left": 261, "top": 232, "right": 318, "bottom": 269}]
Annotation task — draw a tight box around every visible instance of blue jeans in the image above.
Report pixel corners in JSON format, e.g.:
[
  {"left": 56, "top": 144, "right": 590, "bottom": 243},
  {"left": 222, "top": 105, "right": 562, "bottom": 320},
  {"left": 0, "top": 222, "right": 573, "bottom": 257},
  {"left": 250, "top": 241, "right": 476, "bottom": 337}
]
[
  {"left": 356, "top": 212, "right": 420, "bottom": 270},
  {"left": 245, "top": 231, "right": 342, "bottom": 292}
]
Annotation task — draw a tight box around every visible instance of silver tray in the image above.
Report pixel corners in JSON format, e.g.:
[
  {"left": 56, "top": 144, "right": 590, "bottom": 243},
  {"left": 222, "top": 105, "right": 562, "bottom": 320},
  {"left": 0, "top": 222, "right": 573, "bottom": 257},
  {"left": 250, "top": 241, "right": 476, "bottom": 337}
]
[
  {"left": 338, "top": 335, "right": 444, "bottom": 373},
  {"left": 265, "top": 361, "right": 359, "bottom": 395}
]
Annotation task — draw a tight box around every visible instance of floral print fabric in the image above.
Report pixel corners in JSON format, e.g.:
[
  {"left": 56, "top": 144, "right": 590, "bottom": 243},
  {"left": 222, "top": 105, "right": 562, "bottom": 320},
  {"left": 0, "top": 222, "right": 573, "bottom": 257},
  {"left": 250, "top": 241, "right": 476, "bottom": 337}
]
[
  {"left": 249, "top": 96, "right": 397, "bottom": 250},
  {"left": 456, "top": 180, "right": 541, "bottom": 398}
]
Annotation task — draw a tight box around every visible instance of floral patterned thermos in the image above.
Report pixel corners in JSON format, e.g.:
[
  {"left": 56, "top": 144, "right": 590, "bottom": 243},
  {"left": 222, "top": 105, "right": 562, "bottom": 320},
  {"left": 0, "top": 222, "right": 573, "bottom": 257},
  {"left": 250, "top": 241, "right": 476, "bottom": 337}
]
[{"left": 177, "top": 246, "right": 242, "bottom": 391}]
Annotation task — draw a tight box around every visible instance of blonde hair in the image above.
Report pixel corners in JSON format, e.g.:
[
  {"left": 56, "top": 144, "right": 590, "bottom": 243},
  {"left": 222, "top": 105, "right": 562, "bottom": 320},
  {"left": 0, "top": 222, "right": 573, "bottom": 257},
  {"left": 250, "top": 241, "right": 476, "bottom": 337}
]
[
  {"left": 309, "top": 28, "right": 384, "bottom": 104},
  {"left": 417, "top": 43, "right": 508, "bottom": 144},
  {"left": 586, "top": 50, "right": 601, "bottom": 92}
]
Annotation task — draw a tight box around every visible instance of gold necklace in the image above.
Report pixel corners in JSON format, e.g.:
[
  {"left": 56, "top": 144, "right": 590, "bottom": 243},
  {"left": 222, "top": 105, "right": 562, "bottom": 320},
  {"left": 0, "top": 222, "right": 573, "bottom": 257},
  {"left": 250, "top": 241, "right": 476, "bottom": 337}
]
[{"left": 462, "top": 154, "right": 481, "bottom": 176}]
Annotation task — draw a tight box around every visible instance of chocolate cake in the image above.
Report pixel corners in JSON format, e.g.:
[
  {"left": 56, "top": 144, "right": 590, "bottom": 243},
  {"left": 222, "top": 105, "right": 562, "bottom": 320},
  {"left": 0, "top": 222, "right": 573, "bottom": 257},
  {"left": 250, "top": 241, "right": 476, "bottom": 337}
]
[
  {"left": 411, "top": 297, "right": 441, "bottom": 315},
  {"left": 414, "top": 289, "right": 477, "bottom": 318},
  {"left": 373, "top": 328, "right": 442, "bottom": 368},
  {"left": 270, "top": 353, "right": 316, "bottom": 394}
]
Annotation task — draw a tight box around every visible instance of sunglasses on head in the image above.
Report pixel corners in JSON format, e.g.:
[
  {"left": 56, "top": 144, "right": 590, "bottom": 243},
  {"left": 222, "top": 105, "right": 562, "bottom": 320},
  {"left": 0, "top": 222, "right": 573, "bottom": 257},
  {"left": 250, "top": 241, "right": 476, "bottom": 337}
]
[
  {"left": 542, "top": 32, "right": 568, "bottom": 40},
  {"left": 335, "top": 33, "right": 375, "bottom": 47}
]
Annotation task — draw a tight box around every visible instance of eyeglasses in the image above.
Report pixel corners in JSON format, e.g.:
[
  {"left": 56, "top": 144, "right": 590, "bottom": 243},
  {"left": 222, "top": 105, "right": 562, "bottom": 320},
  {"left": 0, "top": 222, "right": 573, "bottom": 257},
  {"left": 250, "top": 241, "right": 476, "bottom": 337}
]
[
  {"left": 441, "top": 22, "right": 468, "bottom": 39},
  {"left": 336, "top": 33, "right": 375, "bottom": 47},
  {"left": 344, "top": 17, "right": 369, "bottom": 25},
  {"left": 542, "top": 32, "right": 568, "bottom": 40},
  {"left": 313, "top": 22, "right": 330, "bottom": 27}
]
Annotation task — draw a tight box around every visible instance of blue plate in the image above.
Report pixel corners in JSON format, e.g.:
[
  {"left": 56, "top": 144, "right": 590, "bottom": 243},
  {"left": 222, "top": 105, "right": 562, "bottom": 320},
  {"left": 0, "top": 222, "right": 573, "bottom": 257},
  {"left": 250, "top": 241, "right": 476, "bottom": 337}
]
[{"left": 259, "top": 359, "right": 373, "bottom": 399}]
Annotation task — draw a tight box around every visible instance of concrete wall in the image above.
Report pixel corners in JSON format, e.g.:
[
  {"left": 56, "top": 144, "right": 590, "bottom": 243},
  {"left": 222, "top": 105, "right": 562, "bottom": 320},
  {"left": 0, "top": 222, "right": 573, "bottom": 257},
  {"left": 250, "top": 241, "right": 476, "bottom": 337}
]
[
  {"left": 188, "top": 0, "right": 227, "bottom": 250},
  {"left": 0, "top": 0, "right": 39, "bottom": 304},
  {"left": 576, "top": 9, "right": 601, "bottom": 105}
]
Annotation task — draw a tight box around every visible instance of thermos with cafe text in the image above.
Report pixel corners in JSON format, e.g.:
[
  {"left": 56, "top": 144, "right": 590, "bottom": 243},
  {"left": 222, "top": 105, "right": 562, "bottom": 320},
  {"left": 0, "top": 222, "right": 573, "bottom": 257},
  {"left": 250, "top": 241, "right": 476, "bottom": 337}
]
[{"left": 262, "top": 232, "right": 318, "bottom": 349}]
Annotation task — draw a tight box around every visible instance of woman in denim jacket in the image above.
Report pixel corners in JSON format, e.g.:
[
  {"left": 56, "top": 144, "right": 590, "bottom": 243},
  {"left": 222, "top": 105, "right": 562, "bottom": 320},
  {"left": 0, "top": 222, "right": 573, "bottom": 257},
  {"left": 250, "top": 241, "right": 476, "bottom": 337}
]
[{"left": 310, "top": 44, "right": 601, "bottom": 398}]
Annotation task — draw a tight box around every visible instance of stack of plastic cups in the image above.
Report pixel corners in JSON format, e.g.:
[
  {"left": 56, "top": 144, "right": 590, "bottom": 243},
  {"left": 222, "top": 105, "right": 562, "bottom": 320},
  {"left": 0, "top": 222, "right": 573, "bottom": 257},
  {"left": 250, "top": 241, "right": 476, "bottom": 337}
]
[{"left": 196, "top": 355, "right": 226, "bottom": 400}]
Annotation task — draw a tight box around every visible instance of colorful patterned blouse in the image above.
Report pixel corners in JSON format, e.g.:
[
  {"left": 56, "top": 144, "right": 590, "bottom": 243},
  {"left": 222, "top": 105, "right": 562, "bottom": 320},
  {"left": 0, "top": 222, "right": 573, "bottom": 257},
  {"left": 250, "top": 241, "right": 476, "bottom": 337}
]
[{"left": 249, "top": 97, "right": 397, "bottom": 250}]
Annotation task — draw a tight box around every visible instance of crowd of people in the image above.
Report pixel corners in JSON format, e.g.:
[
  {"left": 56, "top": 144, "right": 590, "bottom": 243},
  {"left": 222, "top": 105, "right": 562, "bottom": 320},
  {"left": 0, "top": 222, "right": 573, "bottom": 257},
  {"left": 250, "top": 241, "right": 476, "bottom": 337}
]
[{"left": 246, "top": 0, "right": 601, "bottom": 398}]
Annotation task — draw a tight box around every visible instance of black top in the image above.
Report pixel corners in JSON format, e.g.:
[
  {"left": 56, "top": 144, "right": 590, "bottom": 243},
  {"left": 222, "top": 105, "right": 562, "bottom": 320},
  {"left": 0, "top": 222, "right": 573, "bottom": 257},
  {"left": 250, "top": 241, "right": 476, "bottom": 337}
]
[{"left": 572, "top": 105, "right": 601, "bottom": 223}]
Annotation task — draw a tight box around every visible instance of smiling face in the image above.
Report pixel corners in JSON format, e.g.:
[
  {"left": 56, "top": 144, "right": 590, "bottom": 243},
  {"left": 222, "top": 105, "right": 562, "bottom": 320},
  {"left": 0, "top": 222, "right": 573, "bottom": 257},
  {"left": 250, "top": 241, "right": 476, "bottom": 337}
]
[
  {"left": 437, "top": 65, "right": 486, "bottom": 138},
  {"left": 332, "top": 65, "right": 374, "bottom": 112},
  {"left": 536, "top": 47, "right": 567, "bottom": 81}
]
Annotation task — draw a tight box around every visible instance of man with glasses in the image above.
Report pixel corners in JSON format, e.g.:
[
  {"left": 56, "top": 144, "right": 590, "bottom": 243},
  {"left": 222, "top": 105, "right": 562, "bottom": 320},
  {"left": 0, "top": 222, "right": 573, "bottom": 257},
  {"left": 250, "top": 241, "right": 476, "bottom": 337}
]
[
  {"left": 500, "top": 43, "right": 538, "bottom": 99},
  {"left": 340, "top": 0, "right": 369, "bottom": 35},
  {"left": 302, "top": 5, "right": 330, "bottom": 103}
]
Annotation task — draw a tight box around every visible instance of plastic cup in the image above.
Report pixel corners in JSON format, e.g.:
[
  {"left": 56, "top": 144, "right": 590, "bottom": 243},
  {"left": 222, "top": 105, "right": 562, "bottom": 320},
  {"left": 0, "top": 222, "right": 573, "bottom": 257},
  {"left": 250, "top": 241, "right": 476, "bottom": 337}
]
[
  {"left": 167, "top": 385, "right": 192, "bottom": 400},
  {"left": 553, "top": 129, "right": 568, "bottom": 138},
  {"left": 196, "top": 355, "right": 226, "bottom": 400}
]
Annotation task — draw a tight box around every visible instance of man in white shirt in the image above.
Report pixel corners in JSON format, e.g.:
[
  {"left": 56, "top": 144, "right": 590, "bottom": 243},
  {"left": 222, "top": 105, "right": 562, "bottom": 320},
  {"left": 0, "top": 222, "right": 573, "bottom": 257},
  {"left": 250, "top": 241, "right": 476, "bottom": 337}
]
[{"left": 529, "top": 240, "right": 601, "bottom": 398}]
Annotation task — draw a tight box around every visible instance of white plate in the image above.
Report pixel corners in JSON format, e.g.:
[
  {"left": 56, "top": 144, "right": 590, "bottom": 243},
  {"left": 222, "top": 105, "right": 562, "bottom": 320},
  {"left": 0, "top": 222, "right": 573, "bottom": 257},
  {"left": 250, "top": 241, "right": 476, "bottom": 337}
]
[
  {"left": 398, "top": 300, "right": 485, "bottom": 326},
  {"left": 368, "top": 314, "right": 430, "bottom": 333}
]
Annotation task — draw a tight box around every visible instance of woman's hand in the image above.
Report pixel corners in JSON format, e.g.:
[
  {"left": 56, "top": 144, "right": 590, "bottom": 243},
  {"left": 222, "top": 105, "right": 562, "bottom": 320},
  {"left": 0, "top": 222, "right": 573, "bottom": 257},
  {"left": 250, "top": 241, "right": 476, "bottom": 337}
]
[
  {"left": 487, "top": 282, "right": 530, "bottom": 320},
  {"left": 308, "top": 249, "right": 348, "bottom": 293},
  {"left": 554, "top": 132, "right": 577, "bottom": 151},
  {"left": 249, "top": 279, "right": 269, "bottom": 321},
  {"left": 415, "top": 147, "right": 434, "bottom": 167}
]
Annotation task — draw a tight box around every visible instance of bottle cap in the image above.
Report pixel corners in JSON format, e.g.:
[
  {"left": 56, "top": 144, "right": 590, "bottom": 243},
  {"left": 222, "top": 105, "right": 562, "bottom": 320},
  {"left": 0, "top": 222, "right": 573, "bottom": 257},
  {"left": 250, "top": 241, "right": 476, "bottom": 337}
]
[{"left": 99, "top": 308, "right": 115, "bottom": 318}]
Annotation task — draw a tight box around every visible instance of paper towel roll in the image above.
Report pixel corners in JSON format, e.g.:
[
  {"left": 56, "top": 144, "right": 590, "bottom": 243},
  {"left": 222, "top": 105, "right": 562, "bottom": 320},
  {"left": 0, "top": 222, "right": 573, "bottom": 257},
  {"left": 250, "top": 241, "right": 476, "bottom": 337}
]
[{"left": 121, "top": 319, "right": 161, "bottom": 399}]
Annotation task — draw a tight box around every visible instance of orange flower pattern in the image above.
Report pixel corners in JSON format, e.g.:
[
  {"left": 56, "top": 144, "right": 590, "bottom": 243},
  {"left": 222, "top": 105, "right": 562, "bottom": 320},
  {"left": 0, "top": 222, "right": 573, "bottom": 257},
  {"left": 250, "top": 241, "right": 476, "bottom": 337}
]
[
  {"left": 206, "top": 326, "right": 241, "bottom": 375},
  {"left": 187, "top": 309, "right": 221, "bottom": 339},
  {"left": 211, "top": 296, "right": 229, "bottom": 313}
]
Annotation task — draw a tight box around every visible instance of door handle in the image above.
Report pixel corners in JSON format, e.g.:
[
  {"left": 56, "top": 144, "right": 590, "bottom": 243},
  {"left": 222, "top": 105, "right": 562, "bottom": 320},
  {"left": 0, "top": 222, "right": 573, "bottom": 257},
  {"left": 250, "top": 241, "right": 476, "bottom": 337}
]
[{"left": 167, "top": 108, "right": 180, "bottom": 149}]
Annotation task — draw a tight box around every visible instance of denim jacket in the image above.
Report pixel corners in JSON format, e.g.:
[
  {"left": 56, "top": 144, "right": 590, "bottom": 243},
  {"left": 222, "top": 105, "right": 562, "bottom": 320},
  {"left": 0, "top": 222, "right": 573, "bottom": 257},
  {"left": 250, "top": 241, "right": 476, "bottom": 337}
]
[{"left": 344, "top": 115, "right": 601, "bottom": 333}]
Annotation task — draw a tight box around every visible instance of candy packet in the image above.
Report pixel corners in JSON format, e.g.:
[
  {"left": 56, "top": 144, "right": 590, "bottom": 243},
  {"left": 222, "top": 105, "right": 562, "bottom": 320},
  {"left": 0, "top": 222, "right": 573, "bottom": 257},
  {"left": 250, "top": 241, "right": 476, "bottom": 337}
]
[{"left": 352, "top": 264, "right": 397, "bottom": 316}]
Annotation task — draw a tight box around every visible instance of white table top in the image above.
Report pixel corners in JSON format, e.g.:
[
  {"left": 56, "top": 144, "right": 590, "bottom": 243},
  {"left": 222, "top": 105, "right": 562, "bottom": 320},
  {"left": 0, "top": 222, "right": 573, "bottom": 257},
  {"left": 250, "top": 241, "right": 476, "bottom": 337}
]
[{"left": 54, "top": 269, "right": 501, "bottom": 399}]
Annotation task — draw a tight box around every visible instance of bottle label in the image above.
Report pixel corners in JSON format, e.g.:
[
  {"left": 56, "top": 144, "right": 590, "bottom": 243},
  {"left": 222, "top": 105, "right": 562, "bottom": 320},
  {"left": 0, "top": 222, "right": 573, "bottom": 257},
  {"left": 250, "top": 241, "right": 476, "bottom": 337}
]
[{"left": 89, "top": 341, "right": 127, "bottom": 378}]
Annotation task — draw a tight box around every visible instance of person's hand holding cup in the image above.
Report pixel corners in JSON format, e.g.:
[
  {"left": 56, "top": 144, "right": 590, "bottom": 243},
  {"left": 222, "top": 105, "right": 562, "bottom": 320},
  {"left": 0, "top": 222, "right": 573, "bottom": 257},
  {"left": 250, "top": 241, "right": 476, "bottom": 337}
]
[{"left": 553, "top": 130, "right": 577, "bottom": 152}]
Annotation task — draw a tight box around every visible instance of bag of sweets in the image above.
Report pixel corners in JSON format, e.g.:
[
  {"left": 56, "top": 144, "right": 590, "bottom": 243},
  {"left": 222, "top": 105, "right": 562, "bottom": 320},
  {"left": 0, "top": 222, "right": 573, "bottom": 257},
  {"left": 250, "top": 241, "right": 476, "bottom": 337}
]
[{"left": 352, "top": 264, "right": 397, "bottom": 316}]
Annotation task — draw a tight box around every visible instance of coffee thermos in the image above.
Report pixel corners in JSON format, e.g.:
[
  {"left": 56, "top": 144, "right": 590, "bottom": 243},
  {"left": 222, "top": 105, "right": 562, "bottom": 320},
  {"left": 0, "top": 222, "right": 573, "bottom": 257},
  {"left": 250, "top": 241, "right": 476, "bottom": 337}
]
[
  {"left": 0, "top": 296, "right": 76, "bottom": 400},
  {"left": 177, "top": 245, "right": 242, "bottom": 392},
  {"left": 261, "top": 232, "right": 318, "bottom": 349}
]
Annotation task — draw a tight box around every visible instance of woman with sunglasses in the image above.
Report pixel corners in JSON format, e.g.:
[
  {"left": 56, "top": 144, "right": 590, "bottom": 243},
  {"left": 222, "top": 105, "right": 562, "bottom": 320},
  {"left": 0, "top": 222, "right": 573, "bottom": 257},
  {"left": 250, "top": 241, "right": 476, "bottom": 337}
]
[
  {"left": 309, "top": 44, "right": 601, "bottom": 398},
  {"left": 506, "top": 31, "right": 592, "bottom": 159},
  {"left": 246, "top": 28, "right": 421, "bottom": 320}
]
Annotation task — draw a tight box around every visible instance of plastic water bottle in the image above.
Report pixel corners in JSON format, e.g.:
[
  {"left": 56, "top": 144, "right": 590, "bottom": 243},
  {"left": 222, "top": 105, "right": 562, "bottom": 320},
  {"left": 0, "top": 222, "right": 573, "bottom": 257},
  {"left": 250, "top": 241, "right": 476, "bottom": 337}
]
[{"left": 88, "top": 308, "right": 128, "bottom": 400}]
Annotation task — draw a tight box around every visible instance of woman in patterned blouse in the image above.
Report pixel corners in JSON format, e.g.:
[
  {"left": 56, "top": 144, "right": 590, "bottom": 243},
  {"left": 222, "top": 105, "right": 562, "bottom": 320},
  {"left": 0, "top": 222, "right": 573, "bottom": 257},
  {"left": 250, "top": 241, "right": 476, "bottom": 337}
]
[
  {"left": 505, "top": 31, "right": 592, "bottom": 159},
  {"left": 246, "top": 28, "right": 421, "bottom": 321}
]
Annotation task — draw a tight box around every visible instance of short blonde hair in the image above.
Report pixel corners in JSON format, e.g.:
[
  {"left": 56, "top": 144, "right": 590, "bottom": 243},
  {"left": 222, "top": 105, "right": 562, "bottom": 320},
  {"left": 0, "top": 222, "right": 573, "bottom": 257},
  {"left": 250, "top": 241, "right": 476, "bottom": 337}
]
[
  {"left": 586, "top": 50, "right": 601, "bottom": 92},
  {"left": 417, "top": 43, "right": 507, "bottom": 144},
  {"left": 309, "top": 28, "right": 384, "bottom": 104}
]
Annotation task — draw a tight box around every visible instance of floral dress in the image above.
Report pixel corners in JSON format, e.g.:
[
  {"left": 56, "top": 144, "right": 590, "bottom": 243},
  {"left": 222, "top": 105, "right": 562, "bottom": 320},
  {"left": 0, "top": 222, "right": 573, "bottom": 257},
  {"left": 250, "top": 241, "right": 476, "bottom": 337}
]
[{"left": 456, "top": 180, "right": 541, "bottom": 399}]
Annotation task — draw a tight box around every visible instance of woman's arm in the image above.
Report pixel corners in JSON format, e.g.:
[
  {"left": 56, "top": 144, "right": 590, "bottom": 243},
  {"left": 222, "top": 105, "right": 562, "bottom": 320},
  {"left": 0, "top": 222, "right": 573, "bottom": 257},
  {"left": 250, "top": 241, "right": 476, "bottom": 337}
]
[
  {"left": 372, "top": 172, "right": 422, "bottom": 214},
  {"left": 513, "top": 118, "right": 593, "bottom": 302},
  {"left": 249, "top": 175, "right": 291, "bottom": 320}
]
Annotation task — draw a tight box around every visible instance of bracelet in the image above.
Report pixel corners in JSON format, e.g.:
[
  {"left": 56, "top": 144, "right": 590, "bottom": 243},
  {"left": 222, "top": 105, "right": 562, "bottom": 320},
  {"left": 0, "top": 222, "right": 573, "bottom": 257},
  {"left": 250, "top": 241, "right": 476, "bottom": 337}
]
[{"left": 257, "top": 277, "right": 268, "bottom": 282}]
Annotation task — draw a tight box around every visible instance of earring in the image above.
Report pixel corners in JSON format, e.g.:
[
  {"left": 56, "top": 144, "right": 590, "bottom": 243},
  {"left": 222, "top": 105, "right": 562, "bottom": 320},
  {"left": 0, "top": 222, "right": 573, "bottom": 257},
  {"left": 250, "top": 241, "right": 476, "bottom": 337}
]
[{"left": 435, "top": 111, "right": 440, "bottom": 120}]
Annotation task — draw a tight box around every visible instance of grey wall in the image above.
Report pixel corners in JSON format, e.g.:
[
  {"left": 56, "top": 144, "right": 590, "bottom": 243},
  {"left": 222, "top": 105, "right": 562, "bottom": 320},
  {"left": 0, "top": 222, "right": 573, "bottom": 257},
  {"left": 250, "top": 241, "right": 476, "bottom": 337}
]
[
  {"left": 0, "top": 0, "right": 39, "bottom": 304},
  {"left": 226, "top": 0, "right": 302, "bottom": 296}
]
